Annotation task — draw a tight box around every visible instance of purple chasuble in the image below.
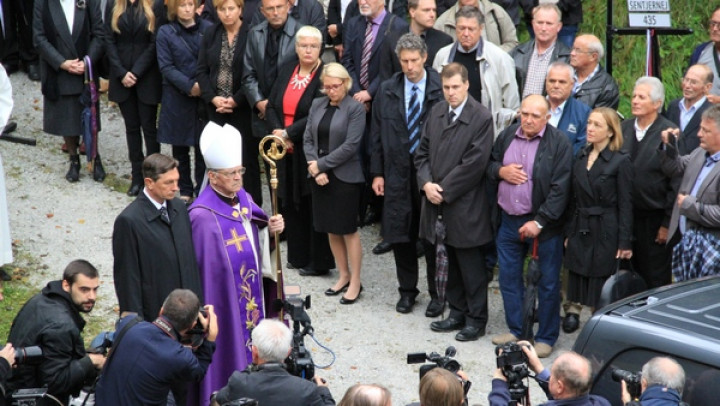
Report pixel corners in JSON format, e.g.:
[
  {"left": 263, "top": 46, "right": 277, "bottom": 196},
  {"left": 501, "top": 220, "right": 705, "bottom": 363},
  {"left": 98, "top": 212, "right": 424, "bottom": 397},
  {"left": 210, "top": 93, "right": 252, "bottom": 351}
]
[{"left": 188, "top": 187, "right": 270, "bottom": 406}]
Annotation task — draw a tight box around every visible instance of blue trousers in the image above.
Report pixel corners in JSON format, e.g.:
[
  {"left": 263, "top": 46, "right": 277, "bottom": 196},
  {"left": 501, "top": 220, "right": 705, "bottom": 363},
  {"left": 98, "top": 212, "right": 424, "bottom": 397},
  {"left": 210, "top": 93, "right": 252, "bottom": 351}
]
[{"left": 497, "top": 212, "right": 563, "bottom": 346}]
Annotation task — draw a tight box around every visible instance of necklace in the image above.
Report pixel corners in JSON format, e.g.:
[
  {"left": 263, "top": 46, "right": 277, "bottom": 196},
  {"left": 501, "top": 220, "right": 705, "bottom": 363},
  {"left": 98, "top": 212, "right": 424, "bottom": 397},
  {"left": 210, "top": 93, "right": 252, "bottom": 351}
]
[{"left": 290, "top": 62, "right": 320, "bottom": 90}]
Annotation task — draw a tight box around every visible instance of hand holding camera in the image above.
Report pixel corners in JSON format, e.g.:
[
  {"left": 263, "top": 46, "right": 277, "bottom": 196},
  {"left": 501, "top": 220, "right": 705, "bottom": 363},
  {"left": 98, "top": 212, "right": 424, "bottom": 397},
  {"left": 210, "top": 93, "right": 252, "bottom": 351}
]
[
  {"left": 0, "top": 343, "right": 15, "bottom": 367},
  {"left": 198, "top": 305, "right": 218, "bottom": 342}
]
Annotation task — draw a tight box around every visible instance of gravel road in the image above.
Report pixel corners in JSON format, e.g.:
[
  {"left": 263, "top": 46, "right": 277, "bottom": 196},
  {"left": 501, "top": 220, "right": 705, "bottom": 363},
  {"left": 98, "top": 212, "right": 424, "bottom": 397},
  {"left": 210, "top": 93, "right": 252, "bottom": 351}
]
[{"left": 1, "top": 71, "right": 587, "bottom": 405}]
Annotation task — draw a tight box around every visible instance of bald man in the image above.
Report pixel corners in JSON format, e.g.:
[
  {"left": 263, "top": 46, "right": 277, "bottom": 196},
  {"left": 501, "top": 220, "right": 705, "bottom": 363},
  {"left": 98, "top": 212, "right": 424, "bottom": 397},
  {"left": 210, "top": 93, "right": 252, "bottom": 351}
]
[
  {"left": 569, "top": 34, "right": 619, "bottom": 109},
  {"left": 622, "top": 357, "right": 685, "bottom": 405},
  {"left": 490, "top": 343, "right": 610, "bottom": 406},
  {"left": 663, "top": 64, "right": 714, "bottom": 155},
  {"left": 488, "top": 95, "right": 573, "bottom": 358}
]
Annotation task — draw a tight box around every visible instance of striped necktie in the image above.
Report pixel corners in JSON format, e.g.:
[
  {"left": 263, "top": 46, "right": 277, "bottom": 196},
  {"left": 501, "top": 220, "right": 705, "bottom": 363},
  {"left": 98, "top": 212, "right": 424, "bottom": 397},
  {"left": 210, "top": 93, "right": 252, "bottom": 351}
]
[
  {"left": 359, "top": 19, "right": 374, "bottom": 90},
  {"left": 407, "top": 85, "right": 421, "bottom": 153}
]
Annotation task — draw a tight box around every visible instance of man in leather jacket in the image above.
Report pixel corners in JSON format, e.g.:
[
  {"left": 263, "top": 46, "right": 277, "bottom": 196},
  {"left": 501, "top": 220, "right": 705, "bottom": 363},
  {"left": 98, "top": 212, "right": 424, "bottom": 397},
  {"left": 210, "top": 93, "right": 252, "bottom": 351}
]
[{"left": 5, "top": 260, "right": 105, "bottom": 405}]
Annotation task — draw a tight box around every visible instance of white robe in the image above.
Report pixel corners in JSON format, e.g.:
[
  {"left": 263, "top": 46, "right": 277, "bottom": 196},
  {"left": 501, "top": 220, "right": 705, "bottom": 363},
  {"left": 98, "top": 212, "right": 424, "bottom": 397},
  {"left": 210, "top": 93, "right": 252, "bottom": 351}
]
[{"left": 0, "top": 67, "right": 14, "bottom": 265}]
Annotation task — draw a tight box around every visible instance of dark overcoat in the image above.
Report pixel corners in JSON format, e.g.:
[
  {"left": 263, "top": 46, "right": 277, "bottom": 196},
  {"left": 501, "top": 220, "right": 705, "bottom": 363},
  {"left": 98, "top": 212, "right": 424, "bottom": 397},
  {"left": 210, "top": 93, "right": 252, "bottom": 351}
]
[
  {"left": 156, "top": 18, "right": 211, "bottom": 145},
  {"left": 112, "top": 192, "right": 203, "bottom": 320},
  {"left": 414, "top": 97, "right": 494, "bottom": 248},
  {"left": 564, "top": 146, "right": 633, "bottom": 277},
  {"left": 266, "top": 60, "right": 324, "bottom": 207},
  {"left": 104, "top": 0, "right": 162, "bottom": 105},
  {"left": 370, "top": 69, "right": 443, "bottom": 244}
]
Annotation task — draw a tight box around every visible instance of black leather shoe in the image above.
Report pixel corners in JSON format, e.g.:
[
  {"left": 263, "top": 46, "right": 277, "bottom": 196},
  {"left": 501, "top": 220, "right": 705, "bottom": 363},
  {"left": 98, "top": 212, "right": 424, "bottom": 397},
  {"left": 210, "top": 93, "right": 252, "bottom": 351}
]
[
  {"left": 127, "top": 183, "right": 142, "bottom": 197},
  {"left": 2, "top": 62, "right": 19, "bottom": 74},
  {"left": 93, "top": 155, "right": 106, "bottom": 182},
  {"left": 430, "top": 317, "right": 464, "bottom": 332},
  {"left": 562, "top": 313, "right": 580, "bottom": 333},
  {"left": 298, "top": 267, "right": 329, "bottom": 276},
  {"left": 66, "top": 155, "right": 80, "bottom": 182},
  {"left": 27, "top": 64, "right": 40, "bottom": 81},
  {"left": 372, "top": 241, "right": 392, "bottom": 255},
  {"left": 286, "top": 262, "right": 298, "bottom": 269},
  {"left": 395, "top": 296, "right": 416, "bottom": 314},
  {"left": 325, "top": 282, "right": 350, "bottom": 296},
  {"left": 0, "top": 268, "right": 11, "bottom": 281},
  {"left": 425, "top": 299, "right": 445, "bottom": 318},
  {"left": 340, "top": 285, "right": 363, "bottom": 305},
  {"left": 2, "top": 121, "right": 17, "bottom": 135},
  {"left": 455, "top": 326, "right": 485, "bottom": 341},
  {"left": 363, "top": 207, "right": 380, "bottom": 225}
]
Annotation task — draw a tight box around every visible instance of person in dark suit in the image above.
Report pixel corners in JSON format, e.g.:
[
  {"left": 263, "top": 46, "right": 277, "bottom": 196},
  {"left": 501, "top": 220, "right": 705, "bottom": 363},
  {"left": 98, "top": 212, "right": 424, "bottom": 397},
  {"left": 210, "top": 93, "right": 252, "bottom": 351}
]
[
  {"left": 370, "top": 33, "right": 445, "bottom": 316},
  {"left": 3, "top": 0, "right": 40, "bottom": 80},
  {"left": 250, "top": 0, "right": 326, "bottom": 36},
  {"left": 112, "top": 153, "right": 203, "bottom": 322},
  {"left": 663, "top": 64, "right": 714, "bottom": 155},
  {"left": 545, "top": 61, "right": 590, "bottom": 156},
  {"left": 265, "top": 26, "right": 334, "bottom": 277},
  {"left": 197, "top": 0, "right": 261, "bottom": 205},
  {"left": 156, "top": 0, "right": 212, "bottom": 202},
  {"left": 562, "top": 107, "right": 633, "bottom": 334},
  {"left": 660, "top": 105, "right": 720, "bottom": 282},
  {"left": 33, "top": 0, "right": 105, "bottom": 182},
  {"left": 378, "top": 0, "right": 453, "bottom": 82},
  {"left": 488, "top": 94, "right": 573, "bottom": 358},
  {"left": 105, "top": 0, "right": 162, "bottom": 196},
  {"left": 304, "top": 63, "right": 366, "bottom": 304},
  {"left": 327, "top": 0, "right": 358, "bottom": 59},
  {"left": 242, "top": 0, "right": 301, "bottom": 207},
  {"left": 415, "top": 63, "right": 494, "bottom": 341},
  {"left": 621, "top": 76, "right": 681, "bottom": 290},
  {"left": 569, "top": 34, "right": 619, "bottom": 109}
]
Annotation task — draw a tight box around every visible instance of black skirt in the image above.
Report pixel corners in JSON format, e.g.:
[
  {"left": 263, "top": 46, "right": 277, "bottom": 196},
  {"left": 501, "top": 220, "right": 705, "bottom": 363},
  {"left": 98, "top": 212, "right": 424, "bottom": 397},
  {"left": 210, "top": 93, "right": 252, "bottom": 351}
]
[
  {"left": 566, "top": 271, "right": 609, "bottom": 308},
  {"left": 311, "top": 171, "right": 362, "bottom": 235}
]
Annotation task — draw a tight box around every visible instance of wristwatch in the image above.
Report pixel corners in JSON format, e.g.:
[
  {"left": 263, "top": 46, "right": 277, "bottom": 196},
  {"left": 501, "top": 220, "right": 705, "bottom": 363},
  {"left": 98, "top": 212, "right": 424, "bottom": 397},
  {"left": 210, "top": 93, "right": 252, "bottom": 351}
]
[{"left": 534, "top": 220, "right": 543, "bottom": 230}]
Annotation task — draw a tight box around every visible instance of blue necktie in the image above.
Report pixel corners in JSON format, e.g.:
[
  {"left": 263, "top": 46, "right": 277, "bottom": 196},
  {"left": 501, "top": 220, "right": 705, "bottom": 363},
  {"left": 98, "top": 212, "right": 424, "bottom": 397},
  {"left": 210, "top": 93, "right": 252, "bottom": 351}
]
[{"left": 407, "top": 85, "right": 421, "bottom": 153}]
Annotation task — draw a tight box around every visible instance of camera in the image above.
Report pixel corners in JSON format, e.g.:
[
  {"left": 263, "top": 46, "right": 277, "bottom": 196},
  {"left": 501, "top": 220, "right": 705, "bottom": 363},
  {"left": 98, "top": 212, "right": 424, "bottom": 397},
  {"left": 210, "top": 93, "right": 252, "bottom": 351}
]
[
  {"left": 12, "top": 346, "right": 43, "bottom": 365},
  {"left": 612, "top": 368, "right": 642, "bottom": 399},
  {"left": 10, "top": 388, "right": 49, "bottom": 406},
  {"left": 407, "top": 347, "right": 470, "bottom": 405},
  {"left": 496, "top": 343, "right": 530, "bottom": 405},
  {"left": 276, "top": 287, "right": 315, "bottom": 380},
  {"left": 181, "top": 307, "right": 209, "bottom": 349}
]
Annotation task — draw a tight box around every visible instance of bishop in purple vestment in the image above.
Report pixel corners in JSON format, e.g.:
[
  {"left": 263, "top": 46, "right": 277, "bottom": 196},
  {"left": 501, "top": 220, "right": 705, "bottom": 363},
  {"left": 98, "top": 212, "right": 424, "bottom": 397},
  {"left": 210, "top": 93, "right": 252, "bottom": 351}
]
[{"left": 188, "top": 123, "right": 284, "bottom": 406}]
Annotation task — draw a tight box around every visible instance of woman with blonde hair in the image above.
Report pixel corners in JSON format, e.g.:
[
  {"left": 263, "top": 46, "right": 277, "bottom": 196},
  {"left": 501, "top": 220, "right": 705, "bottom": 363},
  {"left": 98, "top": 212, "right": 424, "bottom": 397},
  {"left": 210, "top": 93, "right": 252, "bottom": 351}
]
[
  {"left": 304, "top": 62, "right": 365, "bottom": 304},
  {"left": 563, "top": 107, "right": 633, "bottom": 333},
  {"left": 105, "top": 0, "right": 161, "bottom": 196},
  {"left": 339, "top": 384, "right": 392, "bottom": 406}
]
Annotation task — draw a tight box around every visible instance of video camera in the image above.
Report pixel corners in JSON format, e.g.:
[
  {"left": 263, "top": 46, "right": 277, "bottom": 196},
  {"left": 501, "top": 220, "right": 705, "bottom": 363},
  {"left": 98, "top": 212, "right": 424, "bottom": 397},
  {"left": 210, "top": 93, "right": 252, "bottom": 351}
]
[
  {"left": 407, "top": 346, "right": 471, "bottom": 401},
  {"left": 276, "top": 287, "right": 315, "bottom": 380},
  {"left": 9, "top": 346, "right": 43, "bottom": 366},
  {"left": 496, "top": 343, "right": 530, "bottom": 405},
  {"left": 612, "top": 368, "right": 642, "bottom": 400}
]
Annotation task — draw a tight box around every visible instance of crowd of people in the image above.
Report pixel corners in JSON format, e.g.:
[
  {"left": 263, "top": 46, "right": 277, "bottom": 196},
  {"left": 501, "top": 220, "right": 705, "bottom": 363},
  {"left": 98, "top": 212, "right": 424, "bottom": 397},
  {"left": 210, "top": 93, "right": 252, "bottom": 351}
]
[{"left": 1, "top": 0, "right": 719, "bottom": 404}]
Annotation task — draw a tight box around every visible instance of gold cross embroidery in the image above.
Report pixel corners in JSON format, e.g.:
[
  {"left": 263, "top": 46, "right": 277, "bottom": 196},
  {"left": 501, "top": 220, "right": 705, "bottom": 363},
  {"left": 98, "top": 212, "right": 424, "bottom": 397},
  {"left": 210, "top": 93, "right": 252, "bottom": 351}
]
[{"left": 225, "top": 228, "right": 248, "bottom": 252}]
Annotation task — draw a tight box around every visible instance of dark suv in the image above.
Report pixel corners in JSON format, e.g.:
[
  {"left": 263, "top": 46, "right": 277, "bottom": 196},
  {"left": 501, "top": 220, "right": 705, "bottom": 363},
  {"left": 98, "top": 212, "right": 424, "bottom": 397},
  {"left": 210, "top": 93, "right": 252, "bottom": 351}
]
[{"left": 572, "top": 276, "right": 720, "bottom": 405}]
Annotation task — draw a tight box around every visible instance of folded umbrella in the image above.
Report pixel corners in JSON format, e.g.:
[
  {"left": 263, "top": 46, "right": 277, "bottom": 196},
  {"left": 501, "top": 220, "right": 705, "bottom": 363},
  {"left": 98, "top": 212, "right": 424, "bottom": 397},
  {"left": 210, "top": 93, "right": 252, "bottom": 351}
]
[
  {"left": 434, "top": 205, "right": 449, "bottom": 302},
  {"left": 520, "top": 238, "right": 541, "bottom": 341}
]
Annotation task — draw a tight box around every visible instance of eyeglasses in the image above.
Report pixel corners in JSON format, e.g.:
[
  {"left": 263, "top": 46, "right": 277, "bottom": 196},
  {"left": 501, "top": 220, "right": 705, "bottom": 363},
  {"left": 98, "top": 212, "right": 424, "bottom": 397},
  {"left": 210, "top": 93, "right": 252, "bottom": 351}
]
[
  {"left": 571, "top": 48, "right": 594, "bottom": 54},
  {"left": 323, "top": 83, "right": 344, "bottom": 92},
  {"left": 214, "top": 168, "right": 245, "bottom": 177},
  {"left": 710, "top": 21, "right": 720, "bottom": 30},
  {"left": 297, "top": 43, "right": 321, "bottom": 50}
]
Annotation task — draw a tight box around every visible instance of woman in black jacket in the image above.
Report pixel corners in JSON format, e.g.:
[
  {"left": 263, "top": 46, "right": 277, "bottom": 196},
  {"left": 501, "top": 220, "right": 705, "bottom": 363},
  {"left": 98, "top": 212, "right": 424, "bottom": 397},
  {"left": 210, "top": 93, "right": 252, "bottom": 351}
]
[
  {"left": 196, "top": 0, "right": 262, "bottom": 205},
  {"left": 105, "top": 0, "right": 161, "bottom": 196},
  {"left": 266, "top": 25, "right": 334, "bottom": 276},
  {"left": 563, "top": 107, "right": 633, "bottom": 332}
]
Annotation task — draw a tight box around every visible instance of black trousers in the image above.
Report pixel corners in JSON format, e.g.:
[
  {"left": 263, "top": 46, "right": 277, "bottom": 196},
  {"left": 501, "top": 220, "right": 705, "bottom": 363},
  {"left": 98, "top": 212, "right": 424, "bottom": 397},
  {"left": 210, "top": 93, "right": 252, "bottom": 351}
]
[
  {"left": 2, "top": 0, "right": 37, "bottom": 66},
  {"left": 631, "top": 209, "right": 676, "bottom": 289},
  {"left": 392, "top": 154, "right": 436, "bottom": 298},
  {"left": 119, "top": 92, "right": 159, "bottom": 181},
  {"left": 281, "top": 194, "right": 335, "bottom": 270},
  {"left": 172, "top": 144, "right": 205, "bottom": 197},
  {"left": 446, "top": 244, "right": 488, "bottom": 328}
]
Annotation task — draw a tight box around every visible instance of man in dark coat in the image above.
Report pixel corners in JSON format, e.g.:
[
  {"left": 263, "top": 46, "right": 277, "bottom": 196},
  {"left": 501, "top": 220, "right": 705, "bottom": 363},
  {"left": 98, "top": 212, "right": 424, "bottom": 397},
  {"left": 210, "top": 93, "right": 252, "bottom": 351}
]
[
  {"left": 378, "top": 0, "right": 453, "bottom": 82},
  {"left": 371, "top": 33, "right": 445, "bottom": 316},
  {"left": 488, "top": 94, "right": 573, "bottom": 358},
  {"left": 621, "top": 77, "right": 680, "bottom": 289},
  {"left": 415, "top": 63, "right": 494, "bottom": 341},
  {"left": 663, "top": 64, "right": 713, "bottom": 155},
  {"left": 6, "top": 260, "right": 105, "bottom": 404},
  {"left": 569, "top": 34, "right": 619, "bottom": 109},
  {"left": 545, "top": 61, "right": 590, "bottom": 155},
  {"left": 112, "top": 153, "right": 203, "bottom": 322}
]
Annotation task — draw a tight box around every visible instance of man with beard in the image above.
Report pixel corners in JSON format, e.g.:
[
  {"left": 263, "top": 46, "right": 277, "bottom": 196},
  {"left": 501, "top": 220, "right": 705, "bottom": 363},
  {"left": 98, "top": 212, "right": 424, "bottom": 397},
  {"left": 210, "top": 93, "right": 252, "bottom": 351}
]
[{"left": 5, "top": 260, "right": 106, "bottom": 405}]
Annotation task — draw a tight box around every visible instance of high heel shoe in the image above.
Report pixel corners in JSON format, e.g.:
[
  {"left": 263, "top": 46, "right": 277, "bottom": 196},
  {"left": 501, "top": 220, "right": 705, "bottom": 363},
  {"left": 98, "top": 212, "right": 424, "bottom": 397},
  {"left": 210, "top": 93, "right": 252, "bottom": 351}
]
[
  {"left": 325, "top": 282, "right": 350, "bottom": 296},
  {"left": 340, "top": 285, "right": 363, "bottom": 305}
]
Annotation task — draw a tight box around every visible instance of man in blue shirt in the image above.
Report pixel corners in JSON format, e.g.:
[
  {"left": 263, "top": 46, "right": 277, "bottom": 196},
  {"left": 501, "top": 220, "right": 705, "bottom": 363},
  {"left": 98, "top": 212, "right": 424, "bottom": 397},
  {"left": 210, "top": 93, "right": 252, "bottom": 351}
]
[
  {"left": 95, "top": 289, "right": 218, "bottom": 406},
  {"left": 621, "top": 357, "right": 685, "bottom": 406}
]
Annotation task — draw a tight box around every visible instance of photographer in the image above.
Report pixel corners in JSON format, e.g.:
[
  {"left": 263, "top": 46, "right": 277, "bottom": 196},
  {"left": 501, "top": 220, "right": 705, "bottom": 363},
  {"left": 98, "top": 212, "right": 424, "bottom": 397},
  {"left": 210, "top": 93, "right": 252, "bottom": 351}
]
[
  {"left": 621, "top": 357, "right": 685, "bottom": 406},
  {"left": 418, "top": 368, "right": 468, "bottom": 406},
  {"left": 489, "top": 341, "right": 610, "bottom": 406},
  {"left": 6, "top": 260, "right": 105, "bottom": 405},
  {"left": 211, "top": 319, "right": 334, "bottom": 406},
  {"left": 94, "top": 289, "right": 217, "bottom": 405},
  {"left": 0, "top": 344, "right": 15, "bottom": 406}
]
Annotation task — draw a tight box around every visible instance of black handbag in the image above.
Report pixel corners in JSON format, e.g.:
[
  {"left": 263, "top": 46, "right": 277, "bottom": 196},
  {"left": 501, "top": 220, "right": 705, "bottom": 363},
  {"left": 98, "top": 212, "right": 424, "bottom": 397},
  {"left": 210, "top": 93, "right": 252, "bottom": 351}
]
[{"left": 596, "top": 259, "right": 648, "bottom": 310}]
